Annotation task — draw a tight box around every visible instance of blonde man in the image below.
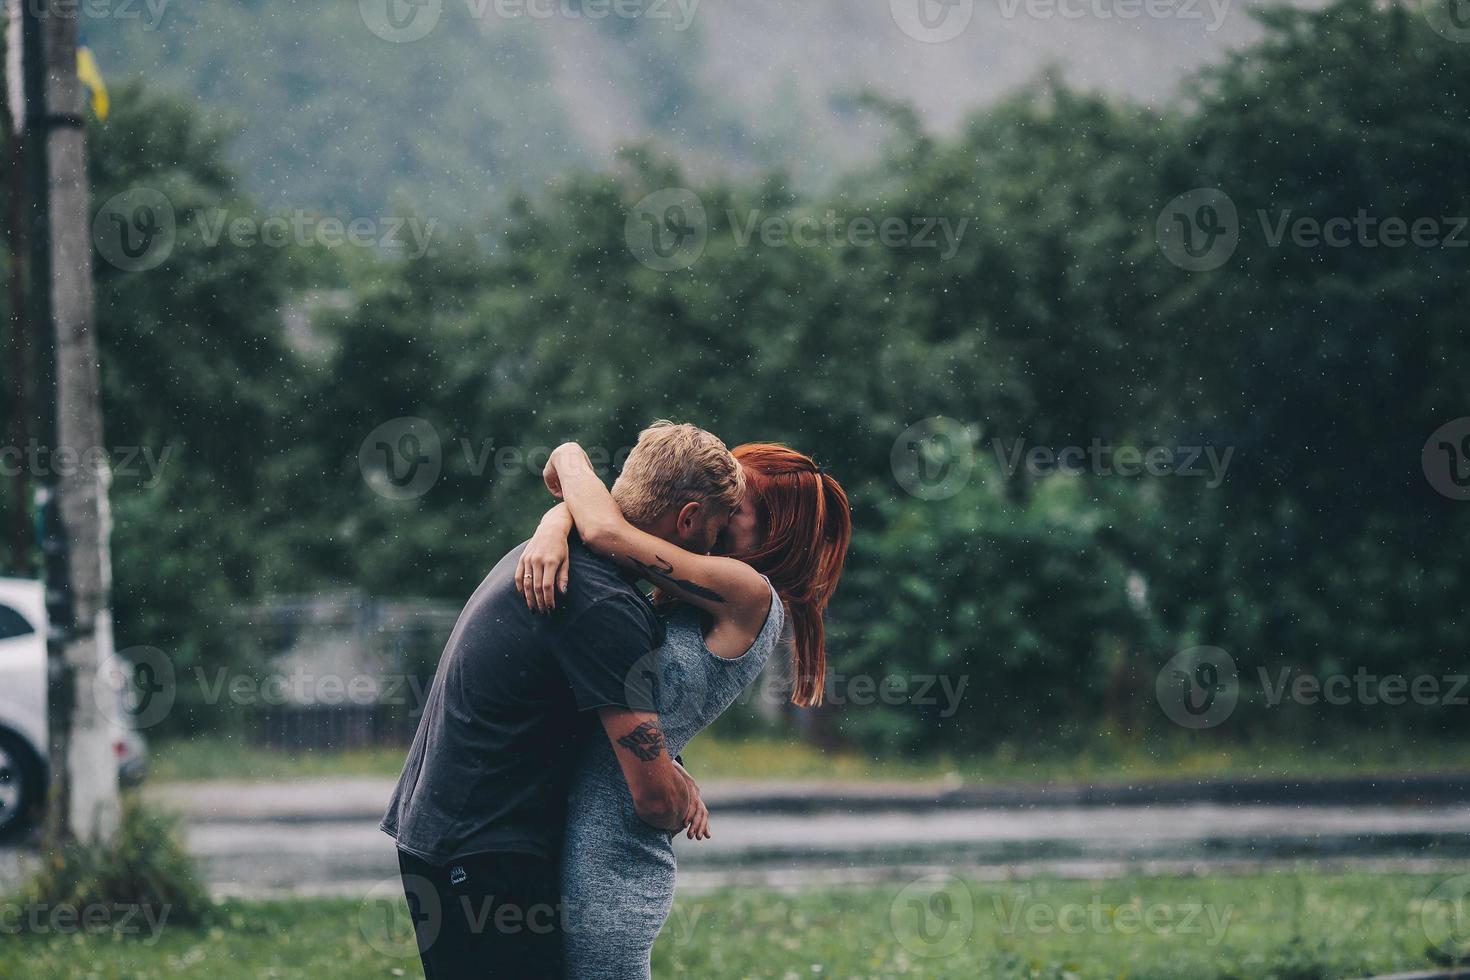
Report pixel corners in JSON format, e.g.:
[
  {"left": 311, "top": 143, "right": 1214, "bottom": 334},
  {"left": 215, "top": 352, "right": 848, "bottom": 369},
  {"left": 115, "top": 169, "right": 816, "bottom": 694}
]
[{"left": 382, "top": 420, "right": 741, "bottom": 980}]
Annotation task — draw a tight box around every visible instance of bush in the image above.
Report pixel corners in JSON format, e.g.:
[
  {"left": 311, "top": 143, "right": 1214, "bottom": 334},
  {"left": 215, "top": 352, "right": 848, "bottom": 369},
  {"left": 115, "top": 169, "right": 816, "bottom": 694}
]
[{"left": 22, "top": 794, "right": 213, "bottom": 931}]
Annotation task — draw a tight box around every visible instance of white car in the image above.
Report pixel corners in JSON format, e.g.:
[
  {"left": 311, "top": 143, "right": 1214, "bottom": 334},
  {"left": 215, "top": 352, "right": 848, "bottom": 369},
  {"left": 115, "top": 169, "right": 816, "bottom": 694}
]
[{"left": 0, "top": 577, "right": 146, "bottom": 839}]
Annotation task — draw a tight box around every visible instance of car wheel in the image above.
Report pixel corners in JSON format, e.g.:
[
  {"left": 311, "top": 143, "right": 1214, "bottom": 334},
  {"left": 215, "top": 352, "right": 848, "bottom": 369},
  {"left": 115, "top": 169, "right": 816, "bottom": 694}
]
[{"left": 0, "top": 730, "right": 44, "bottom": 842}]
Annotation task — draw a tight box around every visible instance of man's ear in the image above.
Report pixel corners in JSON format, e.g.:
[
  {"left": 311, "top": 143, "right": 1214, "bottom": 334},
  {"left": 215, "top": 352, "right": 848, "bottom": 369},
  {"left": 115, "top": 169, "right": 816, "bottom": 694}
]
[{"left": 674, "top": 501, "right": 703, "bottom": 536}]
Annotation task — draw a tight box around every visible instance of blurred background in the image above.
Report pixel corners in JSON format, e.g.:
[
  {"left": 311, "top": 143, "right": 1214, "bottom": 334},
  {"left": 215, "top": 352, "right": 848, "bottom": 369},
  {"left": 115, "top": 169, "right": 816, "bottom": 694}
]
[{"left": 1, "top": 0, "right": 1469, "bottom": 976}]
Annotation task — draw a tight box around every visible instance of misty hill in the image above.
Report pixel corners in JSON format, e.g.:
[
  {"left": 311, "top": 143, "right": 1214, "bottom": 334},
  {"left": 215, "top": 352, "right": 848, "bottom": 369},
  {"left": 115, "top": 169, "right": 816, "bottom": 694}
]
[{"left": 90, "top": 0, "right": 1298, "bottom": 224}]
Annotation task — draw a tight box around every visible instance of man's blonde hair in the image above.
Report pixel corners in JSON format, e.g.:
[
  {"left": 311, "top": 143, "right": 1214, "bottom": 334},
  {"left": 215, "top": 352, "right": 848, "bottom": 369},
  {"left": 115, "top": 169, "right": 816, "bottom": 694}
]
[{"left": 612, "top": 420, "right": 744, "bottom": 527}]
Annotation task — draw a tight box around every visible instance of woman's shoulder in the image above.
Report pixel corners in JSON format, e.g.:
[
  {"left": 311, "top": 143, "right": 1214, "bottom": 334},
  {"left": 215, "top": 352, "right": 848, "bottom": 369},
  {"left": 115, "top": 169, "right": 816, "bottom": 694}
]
[{"left": 672, "top": 578, "right": 783, "bottom": 664}]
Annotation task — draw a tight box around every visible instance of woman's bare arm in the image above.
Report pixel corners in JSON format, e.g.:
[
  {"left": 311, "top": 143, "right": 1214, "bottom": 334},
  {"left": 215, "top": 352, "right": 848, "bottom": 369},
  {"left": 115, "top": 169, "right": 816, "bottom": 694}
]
[
  {"left": 515, "top": 504, "right": 573, "bottom": 613},
  {"left": 545, "top": 443, "right": 770, "bottom": 628}
]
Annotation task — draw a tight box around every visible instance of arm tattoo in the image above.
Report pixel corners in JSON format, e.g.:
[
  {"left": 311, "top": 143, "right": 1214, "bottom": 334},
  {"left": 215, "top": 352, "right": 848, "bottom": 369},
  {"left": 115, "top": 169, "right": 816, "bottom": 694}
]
[
  {"left": 617, "top": 721, "right": 667, "bottom": 762},
  {"left": 632, "top": 555, "right": 727, "bottom": 604}
]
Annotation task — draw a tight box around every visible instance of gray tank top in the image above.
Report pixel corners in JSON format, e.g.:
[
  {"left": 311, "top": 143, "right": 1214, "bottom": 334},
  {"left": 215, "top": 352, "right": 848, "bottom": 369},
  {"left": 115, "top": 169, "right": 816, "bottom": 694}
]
[{"left": 561, "top": 579, "right": 786, "bottom": 978}]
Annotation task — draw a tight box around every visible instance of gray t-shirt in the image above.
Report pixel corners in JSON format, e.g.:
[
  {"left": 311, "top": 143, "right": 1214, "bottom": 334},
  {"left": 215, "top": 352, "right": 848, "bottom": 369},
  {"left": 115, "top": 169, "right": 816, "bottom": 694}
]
[{"left": 381, "top": 538, "right": 664, "bottom": 864}]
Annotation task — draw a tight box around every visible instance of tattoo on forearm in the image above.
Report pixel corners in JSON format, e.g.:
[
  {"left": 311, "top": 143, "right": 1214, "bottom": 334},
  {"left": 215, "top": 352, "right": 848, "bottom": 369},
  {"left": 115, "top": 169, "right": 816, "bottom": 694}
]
[
  {"left": 618, "top": 721, "right": 667, "bottom": 762},
  {"left": 633, "top": 556, "right": 727, "bottom": 604}
]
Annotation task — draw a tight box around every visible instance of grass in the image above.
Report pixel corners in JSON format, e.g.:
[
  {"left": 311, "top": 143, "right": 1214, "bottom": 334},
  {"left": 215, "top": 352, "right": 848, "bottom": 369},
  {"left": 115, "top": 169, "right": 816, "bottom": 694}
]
[
  {"left": 0, "top": 870, "right": 1462, "bottom": 978},
  {"left": 146, "top": 728, "right": 1470, "bottom": 787}
]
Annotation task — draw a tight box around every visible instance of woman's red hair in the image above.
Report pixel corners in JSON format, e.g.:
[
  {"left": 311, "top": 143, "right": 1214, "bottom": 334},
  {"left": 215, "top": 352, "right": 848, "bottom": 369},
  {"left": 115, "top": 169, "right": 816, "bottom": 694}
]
[{"left": 731, "top": 443, "right": 851, "bottom": 707}]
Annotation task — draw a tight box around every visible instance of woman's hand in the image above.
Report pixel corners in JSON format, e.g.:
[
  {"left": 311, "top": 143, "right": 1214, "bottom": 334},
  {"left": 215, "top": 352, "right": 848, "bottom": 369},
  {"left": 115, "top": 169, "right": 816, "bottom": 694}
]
[
  {"left": 543, "top": 443, "right": 579, "bottom": 499},
  {"left": 676, "top": 762, "right": 710, "bottom": 840},
  {"left": 515, "top": 505, "right": 573, "bottom": 613}
]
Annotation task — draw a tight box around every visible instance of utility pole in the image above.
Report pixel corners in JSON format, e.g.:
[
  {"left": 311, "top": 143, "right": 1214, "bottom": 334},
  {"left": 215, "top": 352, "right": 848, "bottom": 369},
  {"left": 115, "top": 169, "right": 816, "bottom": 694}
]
[
  {"left": 2, "top": 41, "right": 32, "bottom": 570},
  {"left": 15, "top": 0, "right": 119, "bottom": 844}
]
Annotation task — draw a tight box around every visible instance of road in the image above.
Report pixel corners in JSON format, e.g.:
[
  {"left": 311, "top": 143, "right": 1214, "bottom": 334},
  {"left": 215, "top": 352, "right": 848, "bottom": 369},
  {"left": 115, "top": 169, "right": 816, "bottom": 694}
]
[{"left": 5, "top": 780, "right": 1470, "bottom": 899}]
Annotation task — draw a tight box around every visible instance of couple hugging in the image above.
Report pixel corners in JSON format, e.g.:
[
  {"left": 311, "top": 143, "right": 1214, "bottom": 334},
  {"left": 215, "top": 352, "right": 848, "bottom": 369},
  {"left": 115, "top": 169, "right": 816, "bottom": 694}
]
[{"left": 381, "top": 421, "right": 852, "bottom": 978}]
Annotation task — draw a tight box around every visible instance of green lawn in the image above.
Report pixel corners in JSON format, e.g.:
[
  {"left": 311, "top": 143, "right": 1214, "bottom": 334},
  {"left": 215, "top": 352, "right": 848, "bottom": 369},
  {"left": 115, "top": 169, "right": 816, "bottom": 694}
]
[
  {"left": 0, "top": 871, "right": 1463, "bottom": 978},
  {"left": 147, "top": 729, "right": 1470, "bottom": 787}
]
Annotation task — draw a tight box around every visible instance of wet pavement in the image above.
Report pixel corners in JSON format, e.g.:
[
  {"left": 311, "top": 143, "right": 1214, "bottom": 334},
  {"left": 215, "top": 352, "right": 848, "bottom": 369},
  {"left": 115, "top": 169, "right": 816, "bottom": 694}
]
[
  {"left": 5, "top": 781, "right": 1470, "bottom": 899},
  {"left": 140, "top": 796, "right": 1470, "bottom": 898}
]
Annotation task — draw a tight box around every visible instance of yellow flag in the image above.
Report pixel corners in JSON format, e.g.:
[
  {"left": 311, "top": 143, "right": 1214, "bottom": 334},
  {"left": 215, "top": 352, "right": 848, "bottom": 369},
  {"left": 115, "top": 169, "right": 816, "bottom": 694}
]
[{"left": 77, "top": 46, "right": 109, "bottom": 121}]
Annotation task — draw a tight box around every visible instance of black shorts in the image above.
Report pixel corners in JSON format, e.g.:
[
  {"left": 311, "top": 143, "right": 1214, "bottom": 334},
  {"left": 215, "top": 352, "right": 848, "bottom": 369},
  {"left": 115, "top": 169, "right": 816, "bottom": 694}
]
[{"left": 397, "top": 848, "right": 564, "bottom": 979}]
